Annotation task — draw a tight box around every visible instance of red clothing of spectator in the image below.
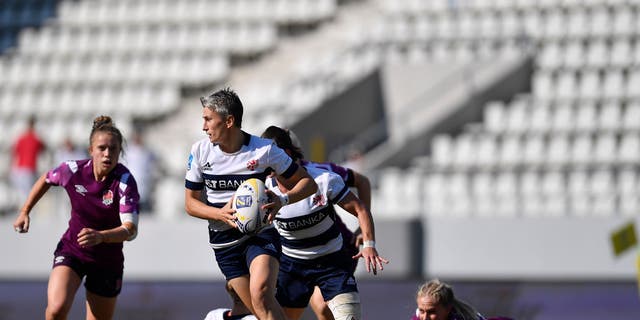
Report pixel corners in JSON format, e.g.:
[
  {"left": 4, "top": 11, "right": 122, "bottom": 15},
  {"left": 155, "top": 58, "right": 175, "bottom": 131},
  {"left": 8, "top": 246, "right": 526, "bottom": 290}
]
[{"left": 12, "top": 129, "right": 45, "bottom": 170}]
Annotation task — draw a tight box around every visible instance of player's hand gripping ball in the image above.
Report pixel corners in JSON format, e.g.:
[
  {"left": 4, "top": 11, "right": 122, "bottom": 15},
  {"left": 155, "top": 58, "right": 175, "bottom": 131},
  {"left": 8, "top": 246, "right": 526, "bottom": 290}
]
[{"left": 233, "top": 178, "right": 269, "bottom": 235}]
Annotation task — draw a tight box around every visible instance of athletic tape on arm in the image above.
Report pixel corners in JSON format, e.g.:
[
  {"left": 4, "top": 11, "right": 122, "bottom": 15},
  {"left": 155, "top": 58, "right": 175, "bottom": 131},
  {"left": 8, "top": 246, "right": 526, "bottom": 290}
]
[{"left": 120, "top": 212, "right": 138, "bottom": 240}]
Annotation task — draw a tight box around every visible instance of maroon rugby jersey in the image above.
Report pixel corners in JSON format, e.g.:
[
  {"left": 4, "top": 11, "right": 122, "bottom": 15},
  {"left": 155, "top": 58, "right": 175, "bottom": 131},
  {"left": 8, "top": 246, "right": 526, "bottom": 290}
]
[{"left": 47, "top": 159, "right": 139, "bottom": 267}]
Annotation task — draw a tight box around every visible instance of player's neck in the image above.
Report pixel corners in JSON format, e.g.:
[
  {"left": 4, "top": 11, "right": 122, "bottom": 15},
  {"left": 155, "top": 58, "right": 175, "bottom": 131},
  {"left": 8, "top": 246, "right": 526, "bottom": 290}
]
[{"left": 219, "top": 129, "right": 243, "bottom": 153}]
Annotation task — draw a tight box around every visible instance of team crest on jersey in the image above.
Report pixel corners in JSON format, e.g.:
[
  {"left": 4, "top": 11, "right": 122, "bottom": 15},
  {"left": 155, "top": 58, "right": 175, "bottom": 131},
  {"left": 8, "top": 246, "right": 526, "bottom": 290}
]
[
  {"left": 102, "top": 190, "right": 114, "bottom": 206},
  {"left": 312, "top": 194, "right": 326, "bottom": 207},
  {"left": 246, "top": 159, "right": 259, "bottom": 171}
]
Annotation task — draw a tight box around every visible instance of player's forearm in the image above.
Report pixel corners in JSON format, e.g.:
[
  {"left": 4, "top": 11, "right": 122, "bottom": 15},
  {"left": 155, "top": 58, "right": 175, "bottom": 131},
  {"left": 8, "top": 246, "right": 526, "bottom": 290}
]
[
  {"left": 186, "top": 197, "right": 216, "bottom": 220},
  {"left": 19, "top": 173, "right": 50, "bottom": 214},
  {"left": 357, "top": 208, "right": 376, "bottom": 243},
  {"left": 100, "top": 224, "right": 136, "bottom": 243},
  {"left": 287, "top": 176, "right": 317, "bottom": 203},
  {"left": 185, "top": 194, "right": 232, "bottom": 222}
]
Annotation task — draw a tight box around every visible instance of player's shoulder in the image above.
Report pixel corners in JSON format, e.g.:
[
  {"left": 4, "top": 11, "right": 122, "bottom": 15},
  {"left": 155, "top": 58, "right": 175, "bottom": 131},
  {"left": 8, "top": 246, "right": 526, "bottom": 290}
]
[
  {"left": 305, "top": 161, "right": 347, "bottom": 175},
  {"left": 60, "top": 158, "right": 89, "bottom": 171},
  {"left": 307, "top": 164, "right": 342, "bottom": 183},
  {"left": 247, "top": 133, "right": 276, "bottom": 149},
  {"left": 112, "top": 163, "right": 136, "bottom": 181}
]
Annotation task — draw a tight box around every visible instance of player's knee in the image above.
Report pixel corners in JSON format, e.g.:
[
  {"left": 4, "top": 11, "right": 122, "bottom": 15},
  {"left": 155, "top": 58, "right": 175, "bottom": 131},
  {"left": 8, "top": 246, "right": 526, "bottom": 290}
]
[
  {"left": 327, "top": 292, "right": 361, "bottom": 320},
  {"left": 249, "top": 283, "right": 273, "bottom": 311},
  {"left": 46, "top": 302, "right": 71, "bottom": 320}
]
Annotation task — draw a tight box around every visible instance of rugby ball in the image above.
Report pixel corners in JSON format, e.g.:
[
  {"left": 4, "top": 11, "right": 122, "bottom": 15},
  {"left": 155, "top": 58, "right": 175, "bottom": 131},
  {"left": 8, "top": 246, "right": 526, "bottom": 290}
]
[{"left": 233, "top": 178, "right": 269, "bottom": 234}]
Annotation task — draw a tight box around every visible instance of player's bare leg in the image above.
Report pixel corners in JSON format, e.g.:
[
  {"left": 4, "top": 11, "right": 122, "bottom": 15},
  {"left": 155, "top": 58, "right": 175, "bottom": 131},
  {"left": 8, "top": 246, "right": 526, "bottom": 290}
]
[
  {"left": 85, "top": 291, "right": 117, "bottom": 320},
  {"left": 228, "top": 275, "right": 255, "bottom": 315},
  {"left": 46, "top": 266, "right": 82, "bottom": 320},
  {"left": 310, "top": 286, "right": 334, "bottom": 320},
  {"left": 249, "top": 254, "right": 286, "bottom": 320}
]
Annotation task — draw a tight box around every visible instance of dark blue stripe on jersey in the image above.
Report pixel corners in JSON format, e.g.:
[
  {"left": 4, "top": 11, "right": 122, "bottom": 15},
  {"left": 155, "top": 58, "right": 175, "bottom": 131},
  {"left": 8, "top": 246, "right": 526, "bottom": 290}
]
[
  {"left": 275, "top": 206, "right": 336, "bottom": 231},
  {"left": 185, "top": 180, "right": 205, "bottom": 190},
  {"left": 202, "top": 172, "right": 269, "bottom": 191},
  {"left": 208, "top": 227, "right": 245, "bottom": 245},
  {"left": 281, "top": 224, "right": 341, "bottom": 249},
  {"left": 331, "top": 184, "right": 350, "bottom": 204},
  {"left": 345, "top": 169, "right": 355, "bottom": 187},
  {"left": 280, "top": 162, "right": 298, "bottom": 179}
]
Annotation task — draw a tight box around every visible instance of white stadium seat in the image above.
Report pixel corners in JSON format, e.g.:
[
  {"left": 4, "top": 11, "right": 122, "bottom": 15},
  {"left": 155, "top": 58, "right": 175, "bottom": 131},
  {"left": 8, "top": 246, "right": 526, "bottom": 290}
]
[
  {"left": 602, "top": 70, "right": 625, "bottom": 101},
  {"left": 566, "top": 7, "right": 589, "bottom": 39},
  {"left": 528, "top": 100, "right": 552, "bottom": 133},
  {"left": 563, "top": 40, "right": 585, "bottom": 70},
  {"left": 498, "top": 134, "right": 522, "bottom": 168},
  {"left": 554, "top": 71, "right": 578, "bottom": 101},
  {"left": 577, "top": 70, "right": 601, "bottom": 101},
  {"left": 598, "top": 101, "right": 623, "bottom": 131},
  {"left": 546, "top": 134, "right": 571, "bottom": 167},
  {"left": 609, "top": 38, "right": 633, "bottom": 68},
  {"left": 570, "top": 133, "right": 593, "bottom": 167},
  {"left": 618, "top": 132, "right": 640, "bottom": 164},
  {"left": 574, "top": 102, "right": 598, "bottom": 132},
  {"left": 622, "top": 102, "right": 640, "bottom": 131},
  {"left": 592, "top": 132, "right": 618, "bottom": 165},
  {"left": 522, "top": 133, "right": 546, "bottom": 167},
  {"left": 584, "top": 39, "right": 608, "bottom": 69}
]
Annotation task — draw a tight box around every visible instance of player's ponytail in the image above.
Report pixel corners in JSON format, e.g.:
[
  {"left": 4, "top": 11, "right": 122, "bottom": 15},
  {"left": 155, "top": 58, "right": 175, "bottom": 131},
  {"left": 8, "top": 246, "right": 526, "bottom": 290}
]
[{"left": 261, "top": 125, "right": 304, "bottom": 161}]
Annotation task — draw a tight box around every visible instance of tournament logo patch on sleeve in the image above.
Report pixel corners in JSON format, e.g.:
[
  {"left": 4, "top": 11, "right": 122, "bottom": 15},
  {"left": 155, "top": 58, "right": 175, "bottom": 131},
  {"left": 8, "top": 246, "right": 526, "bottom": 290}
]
[{"left": 187, "top": 154, "right": 193, "bottom": 171}]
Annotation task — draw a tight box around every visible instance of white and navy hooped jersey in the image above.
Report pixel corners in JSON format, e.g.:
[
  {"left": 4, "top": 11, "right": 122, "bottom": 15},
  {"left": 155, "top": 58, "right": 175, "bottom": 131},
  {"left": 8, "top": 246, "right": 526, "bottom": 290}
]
[
  {"left": 185, "top": 132, "right": 297, "bottom": 248},
  {"left": 267, "top": 165, "right": 350, "bottom": 260}
]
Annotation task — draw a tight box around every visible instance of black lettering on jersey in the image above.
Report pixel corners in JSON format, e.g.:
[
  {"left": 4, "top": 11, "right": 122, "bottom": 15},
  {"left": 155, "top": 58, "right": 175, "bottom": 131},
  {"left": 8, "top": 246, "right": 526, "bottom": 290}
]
[
  {"left": 275, "top": 207, "right": 334, "bottom": 231},
  {"left": 202, "top": 173, "right": 269, "bottom": 191}
]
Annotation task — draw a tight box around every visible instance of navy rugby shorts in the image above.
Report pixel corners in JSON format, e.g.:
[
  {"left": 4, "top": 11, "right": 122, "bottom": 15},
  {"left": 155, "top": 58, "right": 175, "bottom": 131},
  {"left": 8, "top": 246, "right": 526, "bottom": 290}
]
[
  {"left": 276, "top": 250, "right": 358, "bottom": 308},
  {"left": 213, "top": 227, "right": 281, "bottom": 280}
]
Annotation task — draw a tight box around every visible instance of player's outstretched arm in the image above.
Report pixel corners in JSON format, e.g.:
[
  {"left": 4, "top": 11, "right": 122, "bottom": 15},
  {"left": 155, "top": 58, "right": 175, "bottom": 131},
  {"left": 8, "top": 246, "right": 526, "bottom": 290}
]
[
  {"left": 350, "top": 169, "right": 371, "bottom": 211},
  {"left": 338, "top": 192, "right": 389, "bottom": 275},
  {"left": 13, "top": 173, "right": 51, "bottom": 233},
  {"left": 347, "top": 168, "right": 371, "bottom": 248}
]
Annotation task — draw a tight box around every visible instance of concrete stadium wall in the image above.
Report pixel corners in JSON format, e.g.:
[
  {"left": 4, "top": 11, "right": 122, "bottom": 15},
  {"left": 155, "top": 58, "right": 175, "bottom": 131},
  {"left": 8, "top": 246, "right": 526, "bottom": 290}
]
[
  {"left": 0, "top": 214, "right": 421, "bottom": 281},
  {"left": 422, "top": 216, "right": 639, "bottom": 281},
  {"left": 290, "top": 69, "right": 387, "bottom": 162},
  {"left": 366, "top": 56, "right": 533, "bottom": 169},
  {"left": 2, "top": 214, "right": 637, "bottom": 281}
]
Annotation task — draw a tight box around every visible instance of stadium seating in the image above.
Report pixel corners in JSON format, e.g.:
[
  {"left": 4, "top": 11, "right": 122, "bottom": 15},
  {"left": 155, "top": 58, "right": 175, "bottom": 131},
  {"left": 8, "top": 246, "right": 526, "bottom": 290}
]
[
  {"left": 358, "top": 0, "right": 640, "bottom": 220},
  {"left": 1, "top": 0, "right": 639, "bottom": 224}
]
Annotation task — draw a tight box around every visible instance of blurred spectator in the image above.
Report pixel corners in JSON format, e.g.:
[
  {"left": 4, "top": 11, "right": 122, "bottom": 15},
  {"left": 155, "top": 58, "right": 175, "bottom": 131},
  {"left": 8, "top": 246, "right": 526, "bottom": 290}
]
[
  {"left": 54, "top": 137, "right": 86, "bottom": 164},
  {"left": 123, "top": 130, "right": 158, "bottom": 213},
  {"left": 10, "top": 116, "right": 46, "bottom": 205}
]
